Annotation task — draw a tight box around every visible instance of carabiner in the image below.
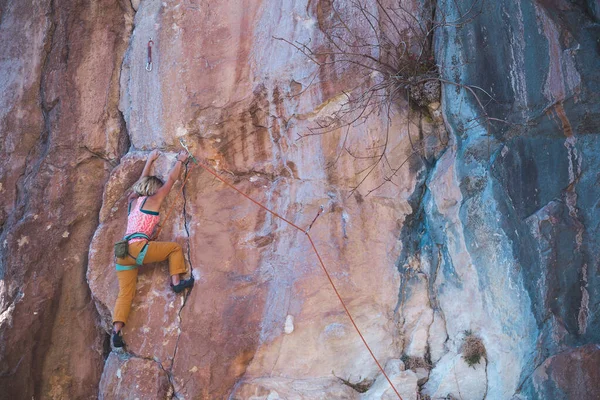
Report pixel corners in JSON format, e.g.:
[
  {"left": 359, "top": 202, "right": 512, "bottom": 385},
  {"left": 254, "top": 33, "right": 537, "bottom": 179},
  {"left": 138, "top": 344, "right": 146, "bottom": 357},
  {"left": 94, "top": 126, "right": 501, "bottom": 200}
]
[{"left": 179, "top": 138, "right": 199, "bottom": 164}]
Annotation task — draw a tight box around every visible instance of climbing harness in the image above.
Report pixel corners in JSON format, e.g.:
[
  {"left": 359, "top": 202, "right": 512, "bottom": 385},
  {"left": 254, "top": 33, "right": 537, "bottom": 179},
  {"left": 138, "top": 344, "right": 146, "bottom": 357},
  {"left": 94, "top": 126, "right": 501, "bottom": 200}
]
[
  {"left": 146, "top": 39, "right": 154, "bottom": 72},
  {"left": 155, "top": 145, "right": 403, "bottom": 399},
  {"left": 114, "top": 232, "right": 151, "bottom": 271}
]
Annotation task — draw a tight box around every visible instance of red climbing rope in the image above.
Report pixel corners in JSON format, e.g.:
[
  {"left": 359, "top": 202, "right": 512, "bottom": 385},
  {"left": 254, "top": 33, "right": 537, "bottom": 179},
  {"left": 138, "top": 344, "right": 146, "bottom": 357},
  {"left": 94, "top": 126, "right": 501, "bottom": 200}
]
[
  {"left": 152, "top": 146, "right": 401, "bottom": 398},
  {"left": 175, "top": 158, "right": 403, "bottom": 399}
]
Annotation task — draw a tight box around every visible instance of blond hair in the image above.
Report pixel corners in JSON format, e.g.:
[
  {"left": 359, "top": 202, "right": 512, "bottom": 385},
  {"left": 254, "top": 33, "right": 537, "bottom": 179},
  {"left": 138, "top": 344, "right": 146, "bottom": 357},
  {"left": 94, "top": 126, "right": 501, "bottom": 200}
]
[{"left": 132, "top": 176, "right": 163, "bottom": 196}]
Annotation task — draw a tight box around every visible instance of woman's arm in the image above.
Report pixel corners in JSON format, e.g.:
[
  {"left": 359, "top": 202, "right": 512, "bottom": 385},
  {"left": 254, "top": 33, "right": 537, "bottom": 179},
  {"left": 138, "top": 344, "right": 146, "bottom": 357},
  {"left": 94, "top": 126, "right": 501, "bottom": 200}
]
[
  {"left": 140, "top": 150, "right": 160, "bottom": 180},
  {"left": 126, "top": 191, "right": 140, "bottom": 214},
  {"left": 151, "top": 151, "right": 188, "bottom": 203},
  {"left": 127, "top": 191, "right": 140, "bottom": 203}
]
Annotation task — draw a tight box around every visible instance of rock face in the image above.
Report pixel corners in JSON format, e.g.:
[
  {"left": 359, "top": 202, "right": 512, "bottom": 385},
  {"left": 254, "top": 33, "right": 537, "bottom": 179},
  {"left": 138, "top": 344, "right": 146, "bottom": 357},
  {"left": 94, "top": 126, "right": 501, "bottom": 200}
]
[
  {"left": 0, "top": 0, "right": 599, "bottom": 399},
  {"left": 417, "top": 1, "right": 600, "bottom": 398},
  {"left": 87, "top": 1, "right": 435, "bottom": 398},
  {"left": 524, "top": 343, "right": 600, "bottom": 399},
  {"left": 0, "top": 0, "right": 132, "bottom": 398},
  {"left": 99, "top": 352, "right": 172, "bottom": 400}
]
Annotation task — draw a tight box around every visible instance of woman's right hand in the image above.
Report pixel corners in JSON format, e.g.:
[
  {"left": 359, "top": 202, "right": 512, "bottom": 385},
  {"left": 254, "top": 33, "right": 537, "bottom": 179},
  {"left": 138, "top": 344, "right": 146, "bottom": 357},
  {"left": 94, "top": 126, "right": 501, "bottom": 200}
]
[
  {"left": 177, "top": 151, "right": 188, "bottom": 163},
  {"left": 151, "top": 150, "right": 189, "bottom": 202}
]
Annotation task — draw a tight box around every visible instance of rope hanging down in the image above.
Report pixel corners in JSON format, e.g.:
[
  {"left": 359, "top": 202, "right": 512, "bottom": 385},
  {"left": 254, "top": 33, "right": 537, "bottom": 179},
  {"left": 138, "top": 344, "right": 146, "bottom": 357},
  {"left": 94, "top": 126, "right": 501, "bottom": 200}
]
[{"left": 155, "top": 145, "right": 403, "bottom": 399}]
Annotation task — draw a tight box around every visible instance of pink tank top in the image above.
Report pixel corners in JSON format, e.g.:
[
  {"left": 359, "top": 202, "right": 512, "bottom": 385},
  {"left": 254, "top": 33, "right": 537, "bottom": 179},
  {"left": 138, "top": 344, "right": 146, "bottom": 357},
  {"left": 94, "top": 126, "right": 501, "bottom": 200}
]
[{"left": 125, "top": 197, "right": 160, "bottom": 242}]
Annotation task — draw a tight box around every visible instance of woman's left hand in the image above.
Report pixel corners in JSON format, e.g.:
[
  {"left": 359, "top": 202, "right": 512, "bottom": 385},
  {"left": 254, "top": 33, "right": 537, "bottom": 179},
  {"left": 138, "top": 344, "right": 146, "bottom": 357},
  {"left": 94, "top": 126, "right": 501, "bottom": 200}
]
[{"left": 149, "top": 149, "right": 160, "bottom": 161}]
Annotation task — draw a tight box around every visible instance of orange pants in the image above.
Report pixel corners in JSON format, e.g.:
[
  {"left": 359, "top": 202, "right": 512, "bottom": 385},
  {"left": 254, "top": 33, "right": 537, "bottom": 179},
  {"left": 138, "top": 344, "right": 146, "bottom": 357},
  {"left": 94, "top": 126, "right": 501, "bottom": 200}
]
[{"left": 113, "top": 240, "right": 187, "bottom": 325}]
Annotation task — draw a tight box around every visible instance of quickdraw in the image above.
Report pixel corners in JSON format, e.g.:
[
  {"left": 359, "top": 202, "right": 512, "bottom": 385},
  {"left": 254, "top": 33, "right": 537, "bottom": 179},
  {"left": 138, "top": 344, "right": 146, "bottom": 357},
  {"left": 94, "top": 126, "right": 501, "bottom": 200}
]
[
  {"left": 146, "top": 39, "right": 154, "bottom": 72},
  {"left": 305, "top": 205, "right": 324, "bottom": 233},
  {"left": 179, "top": 138, "right": 199, "bottom": 164}
]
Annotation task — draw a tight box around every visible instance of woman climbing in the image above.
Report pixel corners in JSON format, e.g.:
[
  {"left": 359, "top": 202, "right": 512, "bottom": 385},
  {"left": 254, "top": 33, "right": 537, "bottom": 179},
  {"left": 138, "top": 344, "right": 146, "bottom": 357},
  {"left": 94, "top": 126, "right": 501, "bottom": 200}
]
[{"left": 112, "top": 149, "right": 195, "bottom": 348}]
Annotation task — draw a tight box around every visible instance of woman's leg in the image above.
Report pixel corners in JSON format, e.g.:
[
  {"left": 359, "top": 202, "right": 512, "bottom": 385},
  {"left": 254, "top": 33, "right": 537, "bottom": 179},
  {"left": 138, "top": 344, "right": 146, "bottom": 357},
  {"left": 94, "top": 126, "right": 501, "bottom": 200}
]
[
  {"left": 114, "top": 321, "right": 124, "bottom": 333},
  {"left": 141, "top": 241, "right": 187, "bottom": 284},
  {"left": 112, "top": 241, "right": 145, "bottom": 332},
  {"left": 113, "top": 268, "right": 139, "bottom": 328}
]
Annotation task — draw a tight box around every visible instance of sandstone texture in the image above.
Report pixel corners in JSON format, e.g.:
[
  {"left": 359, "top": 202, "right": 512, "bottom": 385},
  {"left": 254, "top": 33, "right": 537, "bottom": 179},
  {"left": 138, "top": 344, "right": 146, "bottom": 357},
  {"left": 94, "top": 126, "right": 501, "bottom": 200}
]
[
  {"left": 88, "top": 1, "right": 432, "bottom": 398},
  {"left": 99, "top": 352, "right": 172, "bottom": 399},
  {"left": 0, "top": 0, "right": 599, "bottom": 399},
  {"left": 0, "top": 0, "right": 132, "bottom": 398}
]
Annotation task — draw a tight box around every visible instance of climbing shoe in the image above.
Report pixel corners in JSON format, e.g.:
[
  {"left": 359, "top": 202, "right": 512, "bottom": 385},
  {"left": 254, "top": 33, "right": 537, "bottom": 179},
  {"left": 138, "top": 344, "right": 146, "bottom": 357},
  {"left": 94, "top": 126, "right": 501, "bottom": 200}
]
[
  {"left": 171, "top": 276, "right": 194, "bottom": 293},
  {"left": 112, "top": 330, "right": 125, "bottom": 348}
]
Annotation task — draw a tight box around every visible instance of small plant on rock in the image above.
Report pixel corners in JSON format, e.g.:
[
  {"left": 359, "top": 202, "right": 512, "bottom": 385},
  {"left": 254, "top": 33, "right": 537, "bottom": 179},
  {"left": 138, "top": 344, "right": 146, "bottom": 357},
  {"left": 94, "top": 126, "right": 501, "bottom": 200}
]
[
  {"left": 401, "top": 353, "right": 432, "bottom": 371},
  {"left": 461, "top": 331, "right": 486, "bottom": 368},
  {"left": 333, "top": 372, "right": 374, "bottom": 393},
  {"left": 442, "top": 395, "right": 459, "bottom": 400}
]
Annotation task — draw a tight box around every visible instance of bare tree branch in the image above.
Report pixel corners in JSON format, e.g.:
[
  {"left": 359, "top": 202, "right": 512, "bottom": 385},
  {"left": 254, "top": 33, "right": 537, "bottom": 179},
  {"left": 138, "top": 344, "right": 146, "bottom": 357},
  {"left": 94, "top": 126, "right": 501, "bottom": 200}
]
[{"left": 276, "top": 0, "right": 502, "bottom": 196}]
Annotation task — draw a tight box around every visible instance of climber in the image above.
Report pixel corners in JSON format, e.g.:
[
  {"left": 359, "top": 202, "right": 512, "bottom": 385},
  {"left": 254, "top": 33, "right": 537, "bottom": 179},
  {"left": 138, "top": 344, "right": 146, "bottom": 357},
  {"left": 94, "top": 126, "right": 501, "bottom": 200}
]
[{"left": 111, "top": 149, "right": 195, "bottom": 348}]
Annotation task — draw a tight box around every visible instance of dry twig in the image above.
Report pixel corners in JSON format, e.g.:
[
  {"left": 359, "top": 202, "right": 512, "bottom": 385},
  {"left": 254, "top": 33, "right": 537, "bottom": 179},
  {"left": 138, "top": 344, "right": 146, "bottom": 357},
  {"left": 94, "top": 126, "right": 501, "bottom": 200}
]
[{"left": 275, "top": 0, "right": 505, "bottom": 195}]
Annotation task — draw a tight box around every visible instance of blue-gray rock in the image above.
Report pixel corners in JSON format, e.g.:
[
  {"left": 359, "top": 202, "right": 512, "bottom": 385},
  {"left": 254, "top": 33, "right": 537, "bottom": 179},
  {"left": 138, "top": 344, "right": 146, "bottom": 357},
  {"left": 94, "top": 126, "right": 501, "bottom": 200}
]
[{"left": 405, "top": 0, "right": 600, "bottom": 398}]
